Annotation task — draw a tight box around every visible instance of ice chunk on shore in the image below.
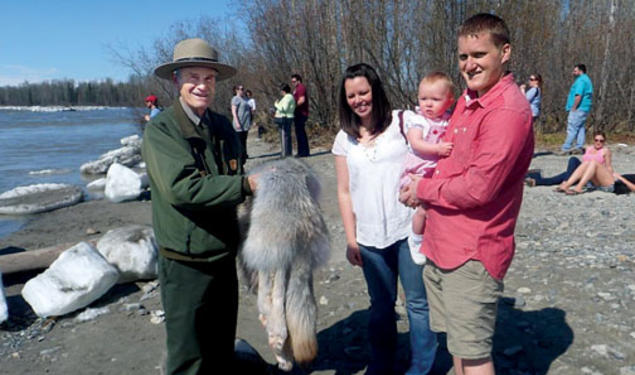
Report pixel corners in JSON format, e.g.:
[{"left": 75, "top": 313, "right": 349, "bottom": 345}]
[
  {"left": 104, "top": 163, "right": 147, "bottom": 203},
  {"left": 80, "top": 146, "right": 142, "bottom": 175},
  {"left": 86, "top": 177, "right": 107, "bottom": 190},
  {"left": 21, "top": 242, "right": 119, "bottom": 318},
  {"left": 0, "top": 183, "right": 67, "bottom": 199},
  {"left": 96, "top": 225, "right": 158, "bottom": 282},
  {"left": 0, "top": 183, "right": 83, "bottom": 215},
  {"left": 1, "top": 273, "right": 8, "bottom": 323},
  {"left": 120, "top": 134, "right": 142, "bottom": 148},
  {"left": 28, "top": 168, "right": 71, "bottom": 176}
]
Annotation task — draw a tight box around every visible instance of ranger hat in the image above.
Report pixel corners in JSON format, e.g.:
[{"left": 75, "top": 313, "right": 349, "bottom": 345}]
[{"left": 154, "top": 38, "right": 236, "bottom": 81}]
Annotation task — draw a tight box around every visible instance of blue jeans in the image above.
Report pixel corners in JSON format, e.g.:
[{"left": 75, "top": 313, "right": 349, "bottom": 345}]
[
  {"left": 274, "top": 117, "right": 292, "bottom": 157},
  {"left": 527, "top": 157, "right": 581, "bottom": 186},
  {"left": 359, "top": 239, "right": 437, "bottom": 375},
  {"left": 562, "top": 110, "right": 589, "bottom": 151}
]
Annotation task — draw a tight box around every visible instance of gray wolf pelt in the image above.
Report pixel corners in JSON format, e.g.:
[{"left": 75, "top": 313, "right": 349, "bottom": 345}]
[{"left": 238, "top": 157, "right": 330, "bottom": 371}]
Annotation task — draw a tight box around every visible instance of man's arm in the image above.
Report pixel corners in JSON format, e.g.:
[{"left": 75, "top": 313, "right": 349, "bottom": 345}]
[
  {"left": 416, "top": 109, "right": 531, "bottom": 210},
  {"left": 142, "top": 123, "right": 249, "bottom": 210},
  {"left": 296, "top": 85, "right": 306, "bottom": 107},
  {"left": 571, "top": 95, "right": 581, "bottom": 111},
  {"left": 231, "top": 102, "right": 242, "bottom": 131}
]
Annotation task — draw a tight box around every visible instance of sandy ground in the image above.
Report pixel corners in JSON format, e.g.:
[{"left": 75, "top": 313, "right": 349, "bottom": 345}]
[{"left": 1, "top": 130, "right": 633, "bottom": 375}]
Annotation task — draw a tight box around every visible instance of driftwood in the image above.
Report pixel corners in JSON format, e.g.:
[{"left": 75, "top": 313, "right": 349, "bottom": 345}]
[{"left": 0, "top": 241, "right": 96, "bottom": 275}]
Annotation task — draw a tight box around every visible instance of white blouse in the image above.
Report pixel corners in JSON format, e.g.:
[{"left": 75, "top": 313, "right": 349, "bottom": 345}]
[{"left": 332, "top": 111, "right": 413, "bottom": 248}]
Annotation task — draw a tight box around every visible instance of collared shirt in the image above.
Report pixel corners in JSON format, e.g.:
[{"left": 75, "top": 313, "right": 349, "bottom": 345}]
[
  {"left": 416, "top": 74, "right": 534, "bottom": 280},
  {"left": 179, "top": 97, "right": 211, "bottom": 141},
  {"left": 566, "top": 73, "right": 593, "bottom": 112},
  {"left": 179, "top": 97, "right": 203, "bottom": 126}
]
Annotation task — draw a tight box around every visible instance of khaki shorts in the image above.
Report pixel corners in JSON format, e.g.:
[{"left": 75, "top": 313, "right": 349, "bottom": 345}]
[{"left": 423, "top": 259, "right": 503, "bottom": 359}]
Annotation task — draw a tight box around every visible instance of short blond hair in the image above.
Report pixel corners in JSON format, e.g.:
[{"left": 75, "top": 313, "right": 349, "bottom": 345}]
[{"left": 420, "top": 71, "right": 455, "bottom": 96}]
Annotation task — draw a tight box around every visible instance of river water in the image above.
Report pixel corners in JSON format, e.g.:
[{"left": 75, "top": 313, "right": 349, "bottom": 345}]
[{"left": 0, "top": 106, "right": 142, "bottom": 239}]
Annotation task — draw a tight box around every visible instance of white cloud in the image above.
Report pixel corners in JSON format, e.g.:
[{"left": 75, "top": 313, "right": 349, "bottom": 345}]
[{"left": 0, "top": 65, "right": 59, "bottom": 86}]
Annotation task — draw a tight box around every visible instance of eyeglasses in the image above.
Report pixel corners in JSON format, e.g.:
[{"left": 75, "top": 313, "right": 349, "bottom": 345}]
[
  {"left": 529, "top": 77, "right": 537, "bottom": 81},
  {"left": 238, "top": 87, "right": 244, "bottom": 90},
  {"left": 594, "top": 138, "right": 605, "bottom": 143}
]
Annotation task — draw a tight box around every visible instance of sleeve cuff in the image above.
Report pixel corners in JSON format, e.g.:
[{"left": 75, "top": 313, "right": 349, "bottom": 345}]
[{"left": 242, "top": 176, "right": 253, "bottom": 196}]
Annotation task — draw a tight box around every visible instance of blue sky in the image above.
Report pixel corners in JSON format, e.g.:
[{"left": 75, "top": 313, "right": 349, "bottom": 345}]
[{"left": 0, "top": 0, "right": 235, "bottom": 86}]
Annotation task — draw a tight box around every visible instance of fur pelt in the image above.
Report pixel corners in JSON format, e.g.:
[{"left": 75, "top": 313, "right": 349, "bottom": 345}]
[{"left": 238, "top": 158, "right": 330, "bottom": 371}]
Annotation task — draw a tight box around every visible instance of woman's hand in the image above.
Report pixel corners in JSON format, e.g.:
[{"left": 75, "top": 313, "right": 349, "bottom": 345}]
[{"left": 346, "top": 243, "right": 363, "bottom": 267}]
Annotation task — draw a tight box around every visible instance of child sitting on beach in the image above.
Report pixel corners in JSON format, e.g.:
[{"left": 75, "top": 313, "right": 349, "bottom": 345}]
[{"left": 399, "top": 72, "right": 455, "bottom": 264}]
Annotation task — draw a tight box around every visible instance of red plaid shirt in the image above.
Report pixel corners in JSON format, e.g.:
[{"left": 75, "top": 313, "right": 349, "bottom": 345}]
[{"left": 416, "top": 74, "right": 534, "bottom": 280}]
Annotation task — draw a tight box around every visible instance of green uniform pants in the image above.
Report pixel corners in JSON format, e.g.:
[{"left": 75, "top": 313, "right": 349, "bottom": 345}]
[{"left": 159, "top": 254, "right": 238, "bottom": 375}]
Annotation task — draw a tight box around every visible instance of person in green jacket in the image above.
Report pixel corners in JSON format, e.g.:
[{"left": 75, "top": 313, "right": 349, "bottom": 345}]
[
  {"left": 273, "top": 83, "right": 296, "bottom": 157},
  {"left": 142, "top": 38, "right": 258, "bottom": 375}
]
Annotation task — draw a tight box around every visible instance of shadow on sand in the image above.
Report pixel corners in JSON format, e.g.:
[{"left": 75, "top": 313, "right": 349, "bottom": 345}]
[{"left": 309, "top": 302, "right": 572, "bottom": 375}]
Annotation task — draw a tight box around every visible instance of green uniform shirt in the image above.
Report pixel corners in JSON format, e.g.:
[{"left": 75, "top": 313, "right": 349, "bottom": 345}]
[{"left": 142, "top": 99, "right": 252, "bottom": 262}]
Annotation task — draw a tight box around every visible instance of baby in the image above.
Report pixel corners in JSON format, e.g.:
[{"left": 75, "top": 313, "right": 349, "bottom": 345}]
[{"left": 399, "top": 72, "right": 455, "bottom": 264}]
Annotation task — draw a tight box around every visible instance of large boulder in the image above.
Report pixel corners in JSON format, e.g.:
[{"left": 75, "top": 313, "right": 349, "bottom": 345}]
[
  {"left": 96, "top": 225, "right": 158, "bottom": 282},
  {"left": 21, "top": 242, "right": 119, "bottom": 318},
  {"left": 0, "top": 183, "right": 83, "bottom": 215},
  {"left": 104, "top": 163, "right": 148, "bottom": 203},
  {"left": 0, "top": 272, "right": 7, "bottom": 323},
  {"left": 80, "top": 145, "right": 142, "bottom": 175}
]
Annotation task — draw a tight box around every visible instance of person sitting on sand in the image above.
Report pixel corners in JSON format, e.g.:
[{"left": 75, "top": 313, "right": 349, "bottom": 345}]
[
  {"left": 525, "top": 156, "right": 581, "bottom": 187},
  {"left": 557, "top": 131, "right": 614, "bottom": 194}
]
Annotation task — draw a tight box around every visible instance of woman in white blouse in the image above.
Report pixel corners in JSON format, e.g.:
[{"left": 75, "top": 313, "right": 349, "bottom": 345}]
[{"left": 332, "top": 63, "right": 436, "bottom": 375}]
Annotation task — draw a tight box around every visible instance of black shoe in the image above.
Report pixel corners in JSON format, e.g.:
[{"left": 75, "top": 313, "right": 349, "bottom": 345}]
[{"left": 234, "top": 338, "right": 269, "bottom": 374}]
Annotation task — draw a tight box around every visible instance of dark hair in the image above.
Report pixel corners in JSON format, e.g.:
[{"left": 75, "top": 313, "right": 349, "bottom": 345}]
[
  {"left": 459, "top": 13, "right": 510, "bottom": 48},
  {"left": 291, "top": 74, "right": 302, "bottom": 82},
  {"left": 593, "top": 130, "right": 606, "bottom": 139},
  {"left": 245, "top": 89, "right": 252, "bottom": 96},
  {"left": 280, "top": 83, "right": 291, "bottom": 93},
  {"left": 530, "top": 73, "right": 543, "bottom": 88},
  {"left": 575, "top": 64, "right": 587, "bottom": 73},
  {"left": 338, "top": 63, "right": 392, "bottom": 139},
  {"left": 233, "top": 85, "right": 244, "bottom": 94}
]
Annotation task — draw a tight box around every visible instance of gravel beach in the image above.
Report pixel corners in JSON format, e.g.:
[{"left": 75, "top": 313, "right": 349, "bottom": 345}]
[{"left": 1, "top": 133, "right": 633, "bottom": 375}]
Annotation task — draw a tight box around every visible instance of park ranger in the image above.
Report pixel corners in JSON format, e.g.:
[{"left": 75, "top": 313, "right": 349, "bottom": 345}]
[{"left": 142, "top": 38, "right": 257, "bottom": 374}]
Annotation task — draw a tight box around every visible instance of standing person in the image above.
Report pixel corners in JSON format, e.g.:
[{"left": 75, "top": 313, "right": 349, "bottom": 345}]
[
  {"left": 245, "top": 89, "right": 261, "bottom": 139},
  {"left": 398, "top": 72, "right": 455, "bottom": 264},
  {"left": 560, "top": 64, "right": 593, "bottom": 155},
  {"left": 291, "top": 74, "right": 310, "bottom": 157},
  {"left": 521, "top": 74, "right": 542, "bottom": 124},
  {"left": 231, "top": 85, "right": 252, "bottom": 164},
  {"left": 142, "top": 38, "right": 257, "bottom": 375},
  {"left": 143, "top": 94, "right": 162, "bottom": 122},
  {"left": 273, "top": 83, "right": 295, "bottom": 157},
  {"left": 334, "top": 63, "right": 436, "bottom": 375},
  {"left": 401, "top": 14, "right": 533, "bottom": 375}
]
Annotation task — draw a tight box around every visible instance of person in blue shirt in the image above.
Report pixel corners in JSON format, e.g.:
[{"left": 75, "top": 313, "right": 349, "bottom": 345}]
[
  {"left": 144, "top": 95, "right": 162, "bottom": 122},
  {"left": 521, "top": 73, "right": 542, "bottom": 124},
  {"left": 561, "top": 64, "right": 593, "bottom": 154}
]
